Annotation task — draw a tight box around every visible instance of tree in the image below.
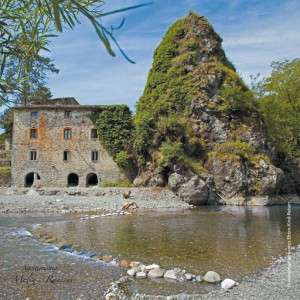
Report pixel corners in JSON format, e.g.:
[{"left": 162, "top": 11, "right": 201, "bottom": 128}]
[
  {"left": 253, "top": 59, "right": 300, "bottom": 158},
  {"left": 0, "top": 0, "right": 150, "bottom": 106},
  {"left": 3, "top": 55, "right": 59, "bottom": 105}
]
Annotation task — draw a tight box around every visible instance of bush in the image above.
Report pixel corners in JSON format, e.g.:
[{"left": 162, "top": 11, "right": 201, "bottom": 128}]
[
  {"left": 115, "top": 151, "right": 131, "bottom": 169},
  {"left": 95, "top": 105, "right": 134, "bottom": 169},
  {"left": 217, "top": 86, "right": 256, "bottom": 113},
  {"left": 99, "top": 179, "right": 134, "bottom": 188}
]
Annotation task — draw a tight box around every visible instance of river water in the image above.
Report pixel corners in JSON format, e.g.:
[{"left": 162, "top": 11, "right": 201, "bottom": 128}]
[{"left": 1, "top": 205, "right": 300, "bottom": 299}]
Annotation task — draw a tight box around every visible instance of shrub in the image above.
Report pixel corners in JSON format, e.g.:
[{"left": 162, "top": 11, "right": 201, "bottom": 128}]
[
  {"left": 99, "top": 179, "right": 134, "bottom": 188},
  {"left": 115, "top": 151, "right": 131, "bottom": 169}
]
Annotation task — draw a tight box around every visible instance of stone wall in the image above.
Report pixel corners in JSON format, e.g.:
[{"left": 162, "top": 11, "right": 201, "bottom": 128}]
[{"left": 11, "top": 106, "right": 122, "bottom": 187}]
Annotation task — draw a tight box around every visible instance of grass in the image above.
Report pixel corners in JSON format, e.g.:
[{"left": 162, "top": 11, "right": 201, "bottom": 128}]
[{"left": 99, "top": 179, "right": 134, "bottom": 188}]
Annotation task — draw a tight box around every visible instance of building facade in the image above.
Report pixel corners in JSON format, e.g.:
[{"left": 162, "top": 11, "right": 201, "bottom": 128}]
[{"left": 11, "top": 100, "right": 121, "bottom": 187}]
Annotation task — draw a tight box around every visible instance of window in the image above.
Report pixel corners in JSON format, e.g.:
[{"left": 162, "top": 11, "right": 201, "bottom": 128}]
[
  {"left": 91, "top": 150, "right": 99, "bottom": 162},
  {"left": 64, "top": 128, "right": 71, "bottom": 139},
  {"left": 30, "top": 150, "right": 37, "bottom": 161},
  {"left": 31, "top": 111, "right": 38, "bottom": 117},
  {"left": 63, "top": 150, "right": 70, "bottom": 161},
  {"left": 64, "top": 111, "right": 72, "bottom": 118},
  {"left": 91, "top": 129, "right": 98, "bottom": 139},
  {"left": 30, "top": 129, "right": 37, "bottom": 139}
]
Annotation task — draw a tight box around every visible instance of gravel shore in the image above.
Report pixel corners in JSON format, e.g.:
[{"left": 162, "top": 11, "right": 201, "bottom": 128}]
[
  {"left": 0, "top": 187, "right": 190, "bottom": 213},
  {"left": 131, "top": 249, "right": 300, "bottom": 300}
]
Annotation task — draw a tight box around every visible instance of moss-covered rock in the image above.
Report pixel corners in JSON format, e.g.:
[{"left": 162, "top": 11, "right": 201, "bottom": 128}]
[{"left": 133, "top": 12, "right": 300, "bottom": 204}]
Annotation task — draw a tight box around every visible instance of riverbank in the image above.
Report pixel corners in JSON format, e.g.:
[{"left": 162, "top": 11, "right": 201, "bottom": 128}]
[
  {"left": 1, "top": 187, "right": 299, "bottom": 300},
  {"left": 0, "top": 187, "right": 190, "bottom": 213},
  {"left": 130, "top": 248, "right": 300, "bottom": 300}
]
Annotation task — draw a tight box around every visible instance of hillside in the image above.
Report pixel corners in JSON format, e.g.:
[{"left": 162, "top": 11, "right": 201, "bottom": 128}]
[{"left": 132, "top": 12, "right": 300, "bottom": 205}]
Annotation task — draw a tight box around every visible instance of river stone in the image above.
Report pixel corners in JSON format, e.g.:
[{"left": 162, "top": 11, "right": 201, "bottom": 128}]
[
  {"left": 221, "top": 278, "right": 236, "bottom": 289},
  {"left": 58, "top": 244, "right": 72, "bottom": 251},
  {"left": 148, "top": 268, "right": 164, "bottom": 278},
  {"left": 92, "top": 255, "right": 102, "bottom": 260},
  {"left": 185, "top": 273, "right": 193, "bottom": 281},
  {"left": 105, "top": 292, "right": 119, "bottom": 300},
  {"left": 177, "top": 176, "right": 209, "bottom": 205},
  {"left": 204, "top": 271, "right": 221, "bottom": 283},
  {"left": 122, "top": 201, "right": 139, "bottom": 212},
  {"left": 164, "top": 270, "right": 177, "bottom": 280},
  {"left": 127, "top": 268, "right": 136, "bottom": 276},
  {"left": 101, "top": 256, "right": 112, "bottom": 263},
  {"left": 196, "top": 275, "right": 203, "bottom": 282},
  {"left": 136, "top": 272, "right": 147, "bottom": 278},
  {"left": 129, "top": 261, "right": 141, "bottom": 268},
  {"left": 145, "top": 263, "right": 160, "bottom": 270},
  {"left": 45, "top": 236, "right": 57, "bottom": 243},
  {"left": 120, "top": 259, "right": 131, "bottom": 268}
]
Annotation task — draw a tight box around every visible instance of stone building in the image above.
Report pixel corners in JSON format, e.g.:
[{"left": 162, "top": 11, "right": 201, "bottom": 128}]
[{"left": 11, "top": 98, "right": 121, "bottom": 187}]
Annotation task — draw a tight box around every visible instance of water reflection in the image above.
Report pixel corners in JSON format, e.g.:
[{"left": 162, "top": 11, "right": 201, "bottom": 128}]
[{"left": 41, "top": 205, "right": 300, "bottom": 281}]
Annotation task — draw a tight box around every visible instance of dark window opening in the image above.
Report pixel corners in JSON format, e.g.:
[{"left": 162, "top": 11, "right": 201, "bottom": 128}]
[
  {"left": 63, "top": 150, "right": 70, "bottom": 161},
  {"left": 68, "top": 173, "right": 79, "bottom": 187},
  {"left": 30, "top": 129, "right": 37, "bottom": 139},
  {"left": 86, "top": 173, "right": 98, "bottom": 187},
  {"left": 91, "top": 129, "right": 98, "bottom": 139},
  {"left": 64, "top": 128, "right": 71, "bottom": 139},
  {"left": 91, "top": 150, "right": 99, "bottom": 162},
  {"left": 64, "top": 111, "right": 72, "bottom": 118},
  {"left": 30, "top": 150, "right": 37, "bottom": 160},
  {"left": 31, "top": 111, "right": 38, "bottom": 117},
  {"left": 25, "top": 172, "right": 40, "bottom": 187}
]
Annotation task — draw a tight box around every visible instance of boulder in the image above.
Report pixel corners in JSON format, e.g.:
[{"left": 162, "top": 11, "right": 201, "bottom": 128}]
[
  {"left": 260, "top": 165, "right": 284, "bottom": 195},
  {"left": 178, "top": 176, "right": 209, "bottom": 205},
  {"left": 203, "top": 271, "right": 221, "bottom": 283},
  {"left": 148, "top": 268, "right": 164, "bottom": 278},
  {"left": 168, "top": 173, "right": 186, "bottom": 191}
]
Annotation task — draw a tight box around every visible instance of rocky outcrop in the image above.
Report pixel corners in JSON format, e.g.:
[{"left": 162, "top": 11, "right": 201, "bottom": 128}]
[{"left": 133, "top": 12, "right": 300, "bottom": 205}]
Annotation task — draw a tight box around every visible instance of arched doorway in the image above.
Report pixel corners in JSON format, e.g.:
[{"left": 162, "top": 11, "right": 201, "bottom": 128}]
[
  {"left": 25, "top": 172, "right": 40, "bottom": 187},
  {"left": 68, "top": 173, "right": 79, "bottom": 187},
  {"left": 86, "top": 173, "right": 98, "bottom": 187}
]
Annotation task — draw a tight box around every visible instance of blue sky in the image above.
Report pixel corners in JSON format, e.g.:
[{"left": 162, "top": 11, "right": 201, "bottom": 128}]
[{"left": 47, "top": 0, "right": 300, "bottom": 111}]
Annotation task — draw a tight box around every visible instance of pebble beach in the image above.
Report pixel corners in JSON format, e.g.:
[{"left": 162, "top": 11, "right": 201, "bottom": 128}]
[{"left": 0, "top": 187, "right": 190, "bottom": 214}]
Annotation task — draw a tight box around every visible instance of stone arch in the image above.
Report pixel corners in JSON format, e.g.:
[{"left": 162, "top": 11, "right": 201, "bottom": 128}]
[
  {"left": 25, "top": 172, "right": 40, "bottom": 187},
  {"left": 86, "top": 173, "right": 98, "bottom": 187},
  {"left": 67, "top": 173, "right": 79, "bottom": 187}
]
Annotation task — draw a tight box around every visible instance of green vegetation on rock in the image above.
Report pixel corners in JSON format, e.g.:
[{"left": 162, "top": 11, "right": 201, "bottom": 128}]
[
  {"left": 133, "top": 12, "right": 254, "bottom": 176},
  {"left": 95, "top": 105, "right": 134, "bottom": 168},
  {"left": 207, "top": 140, "right": 270, "bottom": 166}
]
